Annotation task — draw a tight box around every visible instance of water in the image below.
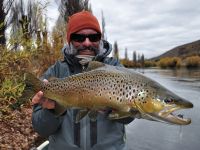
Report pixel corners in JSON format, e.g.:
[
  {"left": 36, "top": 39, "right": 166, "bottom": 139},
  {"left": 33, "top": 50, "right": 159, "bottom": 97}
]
[{"left": 126, "top": 68, "right": 200, "bottom": 150}]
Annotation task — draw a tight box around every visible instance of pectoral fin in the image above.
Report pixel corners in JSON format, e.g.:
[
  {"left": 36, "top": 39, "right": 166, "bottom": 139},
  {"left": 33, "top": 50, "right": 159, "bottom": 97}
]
[
  {"left": 54, "top": 102, "right": 67, "bottom": 116},
  {"left": 88, "top": 110, "right": 98, "bottom": 122},
  {"left": 108, "top": 111, "right": 132, "bottom": 120},
  {"left": 75, "top": 109, "right": 89, "bottom": 123},
  {"left": 75, "top": 109, "right": 98, "bottom": 123}
]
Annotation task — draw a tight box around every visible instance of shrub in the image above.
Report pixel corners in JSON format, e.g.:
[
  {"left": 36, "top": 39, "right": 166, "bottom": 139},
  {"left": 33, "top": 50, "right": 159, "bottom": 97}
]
[
  {"left": 158, "top": 57, "right": 181, "bottom": 68},
  {"left": 185, "top": 56, "right": 200, "bottom": 68}
]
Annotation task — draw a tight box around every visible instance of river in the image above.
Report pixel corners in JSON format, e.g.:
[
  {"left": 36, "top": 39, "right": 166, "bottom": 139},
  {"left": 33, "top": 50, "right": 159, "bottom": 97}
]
[{"left": 126, "top": 68, "right": 200, "bottom": 150}]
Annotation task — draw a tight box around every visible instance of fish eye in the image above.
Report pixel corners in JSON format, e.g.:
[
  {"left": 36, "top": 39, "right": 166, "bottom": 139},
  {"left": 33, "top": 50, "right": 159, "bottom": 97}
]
[{"left": 164, "top": 98, "right": 173, "bottom": 103}]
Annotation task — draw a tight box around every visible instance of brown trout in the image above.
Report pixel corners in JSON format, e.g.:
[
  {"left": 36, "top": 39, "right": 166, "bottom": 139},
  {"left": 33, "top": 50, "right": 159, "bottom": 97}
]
[{"left": 17, "top": 61, "right": 193, "bottom": 125}]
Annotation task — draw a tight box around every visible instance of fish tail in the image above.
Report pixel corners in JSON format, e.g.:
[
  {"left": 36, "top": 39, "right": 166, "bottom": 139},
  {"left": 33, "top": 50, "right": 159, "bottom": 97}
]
[{"left": 10, "top": 72, "right": 42, "bottom": 109}]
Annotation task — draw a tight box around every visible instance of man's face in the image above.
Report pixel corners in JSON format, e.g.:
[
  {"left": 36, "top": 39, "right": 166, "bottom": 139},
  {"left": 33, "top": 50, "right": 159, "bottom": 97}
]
[{"left": 70, "top": 29, "right": 101, "bottom": 56}]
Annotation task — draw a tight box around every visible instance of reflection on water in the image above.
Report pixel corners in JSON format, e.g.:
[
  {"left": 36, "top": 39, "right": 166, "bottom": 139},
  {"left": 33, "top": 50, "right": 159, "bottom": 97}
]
[
  {"left": 139, "top": 68, "right": 200, "bottom": 89},
  {"left": 146, "top": 68, "right": 200, "bottom": 79},
  {"left": 126, "top": 68, "right": 200, "bottom": 150}
]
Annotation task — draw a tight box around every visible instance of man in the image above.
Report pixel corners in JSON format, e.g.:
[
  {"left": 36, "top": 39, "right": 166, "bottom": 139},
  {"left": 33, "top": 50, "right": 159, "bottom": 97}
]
[{"left": 32, "top": 11, "right": 134, "bottom": 150}]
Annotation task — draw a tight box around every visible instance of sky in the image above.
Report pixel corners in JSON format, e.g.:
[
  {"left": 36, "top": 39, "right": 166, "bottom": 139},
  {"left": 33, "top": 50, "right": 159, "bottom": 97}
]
[{"left": 47, "top": 0, "right": 200, "bottom": 59}]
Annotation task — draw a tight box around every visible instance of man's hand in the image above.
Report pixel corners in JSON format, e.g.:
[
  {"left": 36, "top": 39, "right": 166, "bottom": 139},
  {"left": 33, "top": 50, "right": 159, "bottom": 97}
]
[{"left": 31, "top": 79, "right": 55, "bottom": 109}]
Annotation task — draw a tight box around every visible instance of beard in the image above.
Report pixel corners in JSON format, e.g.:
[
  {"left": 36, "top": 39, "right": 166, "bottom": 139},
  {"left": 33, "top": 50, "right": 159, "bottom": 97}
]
[
  {"left": 73, "top": 45, "right": 99, "bottom": 56},
  {"left": 62, "top": 40, "right": 108, "bottom": 65}
]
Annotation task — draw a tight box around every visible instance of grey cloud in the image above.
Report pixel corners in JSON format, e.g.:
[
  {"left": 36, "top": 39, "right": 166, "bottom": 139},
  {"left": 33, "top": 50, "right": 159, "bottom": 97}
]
[{"left": 47, "top": 0, "right": 200, "bottom": 59}]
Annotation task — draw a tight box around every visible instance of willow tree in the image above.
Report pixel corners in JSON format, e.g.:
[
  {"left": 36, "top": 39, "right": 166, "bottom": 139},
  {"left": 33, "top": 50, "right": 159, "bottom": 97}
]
[{"left": 7, "top": 0, "right": 48, "bottom": 51}]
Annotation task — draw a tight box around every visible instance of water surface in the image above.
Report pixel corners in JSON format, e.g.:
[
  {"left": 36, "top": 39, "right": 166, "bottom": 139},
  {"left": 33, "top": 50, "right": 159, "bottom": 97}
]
[{"left": 126, "top": 68, "right": 200, "bottom": 150}]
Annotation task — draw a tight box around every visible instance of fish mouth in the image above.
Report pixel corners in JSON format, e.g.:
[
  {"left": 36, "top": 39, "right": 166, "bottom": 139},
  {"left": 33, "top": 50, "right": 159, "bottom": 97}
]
[{"left": 150, "top": 103, "right": 193, "bottom": 125}]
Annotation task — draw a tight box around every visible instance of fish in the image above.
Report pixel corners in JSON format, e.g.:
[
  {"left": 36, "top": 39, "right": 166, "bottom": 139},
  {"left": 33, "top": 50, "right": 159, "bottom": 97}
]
[{"left": 13, "top": 61, "right": 193, "bottom": 125}]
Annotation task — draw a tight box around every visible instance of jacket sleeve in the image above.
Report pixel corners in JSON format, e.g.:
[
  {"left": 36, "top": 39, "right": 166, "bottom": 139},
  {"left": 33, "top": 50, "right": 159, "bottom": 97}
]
[
  {"left": 32, "top": 61, "right": 68, "bottom": 137},
  {"left": 32, "top": 105, "right": 63, "bottom": 137}
]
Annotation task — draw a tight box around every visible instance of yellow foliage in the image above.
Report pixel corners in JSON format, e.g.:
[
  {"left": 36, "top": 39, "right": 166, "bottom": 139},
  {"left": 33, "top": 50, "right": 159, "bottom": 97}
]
[
  {"left": 144, "top": 61, "right": 156, "bottom": 68},
  {"left": 158, "top": 57, "right": 181, "bottom": 68},
  {"left": 184, "top": 56, "right": 200, "bottom": 68},
  {"left": 0, "top": 36, "right": 63, "bottom": 108}
]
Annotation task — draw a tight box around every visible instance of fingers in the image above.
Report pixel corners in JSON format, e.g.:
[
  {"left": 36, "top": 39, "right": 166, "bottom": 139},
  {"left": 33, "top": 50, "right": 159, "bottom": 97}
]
[
  {"left": 32, "top": 91, "right": 56, "bottom": 109},
  {"left": 42, "top": 99, "right": 56, "bottom": 109},
  {"left": 32, "top": 91, "right": 44, "bottom": 105}
]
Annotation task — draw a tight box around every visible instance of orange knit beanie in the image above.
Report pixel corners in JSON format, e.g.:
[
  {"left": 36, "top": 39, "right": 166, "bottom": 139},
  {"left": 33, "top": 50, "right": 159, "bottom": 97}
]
[{"left": 67, "top": 11, "right": 101, "bottom": 44}]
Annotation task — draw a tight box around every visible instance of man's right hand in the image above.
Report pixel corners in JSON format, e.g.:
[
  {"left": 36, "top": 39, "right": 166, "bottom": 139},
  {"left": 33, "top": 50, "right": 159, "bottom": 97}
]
[{"left": 31, "top": 79, "right": 55, "bottom": 109}]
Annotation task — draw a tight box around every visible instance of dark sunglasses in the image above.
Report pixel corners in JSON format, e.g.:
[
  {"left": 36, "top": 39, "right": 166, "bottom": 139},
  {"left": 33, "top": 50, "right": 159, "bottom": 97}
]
[{"left": 70, "top": 33, "right": 101, "bottom": 42}]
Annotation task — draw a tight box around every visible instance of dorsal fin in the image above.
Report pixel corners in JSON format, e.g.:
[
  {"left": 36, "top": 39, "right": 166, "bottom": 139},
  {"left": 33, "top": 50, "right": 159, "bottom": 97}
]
[{"left": 86, "top": 61, "right": 105, "bottom": 71}]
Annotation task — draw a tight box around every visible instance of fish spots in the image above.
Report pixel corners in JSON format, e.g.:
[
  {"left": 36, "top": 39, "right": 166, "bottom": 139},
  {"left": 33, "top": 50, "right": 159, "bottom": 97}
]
[
  {"left": 109, "top": 97, "right": 112, "bottom": 101},
  {"left": 137, "top": 89, "right": 148, "bottom": 104}
]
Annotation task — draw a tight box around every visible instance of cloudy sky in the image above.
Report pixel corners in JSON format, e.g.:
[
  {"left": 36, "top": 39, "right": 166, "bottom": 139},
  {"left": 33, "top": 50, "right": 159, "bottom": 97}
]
[{"left": 47, "top": 0, "right": 200, "bottom": 59}]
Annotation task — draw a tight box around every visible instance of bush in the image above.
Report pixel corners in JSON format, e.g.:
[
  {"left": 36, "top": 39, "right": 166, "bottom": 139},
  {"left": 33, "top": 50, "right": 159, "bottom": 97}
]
[
  {"left": 184, "top": 56, "right": 200, "bottom": 68},
  {"left": 144, "top": 60, "right": 157, "bottom": 68},
  {"left": 158, "top": 57, "right": 181, "bottom": 68}
]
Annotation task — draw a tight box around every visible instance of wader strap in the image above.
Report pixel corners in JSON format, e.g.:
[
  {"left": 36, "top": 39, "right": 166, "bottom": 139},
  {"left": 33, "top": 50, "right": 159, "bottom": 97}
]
[
  {"left": 73, "top": 110, "right": 80, "bottom": 147},
  {"left": 90, "top": 120, "right": 97, "bottom": 147}
]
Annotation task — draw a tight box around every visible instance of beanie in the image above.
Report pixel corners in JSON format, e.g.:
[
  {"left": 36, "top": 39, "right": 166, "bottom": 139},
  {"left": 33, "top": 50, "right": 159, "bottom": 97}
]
[{"left": 67, "top": 11, "right": 101, "bottom": 44}]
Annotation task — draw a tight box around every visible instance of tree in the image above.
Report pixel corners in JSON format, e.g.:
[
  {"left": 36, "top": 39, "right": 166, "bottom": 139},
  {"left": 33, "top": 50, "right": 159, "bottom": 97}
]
[
  {"left": 141, "top": 53, "right": 145, "bottom": 67},
  {"left": 113, "top": 41, "right": 119, "bottom": 59},
  {"left": 101, "top": 10, "right": 106, "bottom": 40},
  {"left": 0, "top": 0, "right": 14, "bottom": 46},
  {"left": 125, "top": 47, "right": 128, "bottom": 60},
  {"left": 7, "top": 0, "right": 48, "bottom": 50},
  {"left": 59, "top": 0, "right": 91, "bottom": 23},
  {"left": 133, "top": 51, "right": 137, "bottom": 63},
  {"left": 138, "top": 53, "right": 141, "bottom": 63},
  {"left": 51, "top": 15, "right": 66, "bottom": 59}
]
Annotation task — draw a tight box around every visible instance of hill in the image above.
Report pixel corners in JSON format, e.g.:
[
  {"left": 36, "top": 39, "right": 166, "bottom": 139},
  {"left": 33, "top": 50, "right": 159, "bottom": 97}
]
[{"left": 151, "top": 39, "right": 200, "bottom": 61}]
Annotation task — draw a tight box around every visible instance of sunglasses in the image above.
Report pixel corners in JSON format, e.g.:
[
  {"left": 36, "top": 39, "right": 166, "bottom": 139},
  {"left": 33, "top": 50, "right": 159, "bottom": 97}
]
[{"left": 70, "top": 33, "right": 101, "bottom": 42}]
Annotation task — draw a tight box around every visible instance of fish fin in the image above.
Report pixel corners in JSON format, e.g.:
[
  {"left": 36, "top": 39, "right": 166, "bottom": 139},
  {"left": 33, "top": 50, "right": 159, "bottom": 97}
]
[
  {"left": 86, "top": 61, "right": 105, "bottom": 71},
  {"left": 88, "top": 110, "right": 98, "bottom": 122},
  {"left": 108, "top": 111, "right": 132, "bottom": 120},
  {"left": 10, "top": 72, "right": 42, "bottom": 110},
  {"left": 130, "top": 109, "right": 142, "bottom": 119},
  {"left": 75, "top": 109, "right": 89, "bottom": 123},
  {"left": 54, "top": 102, "right": 67, "bottom": 116}
]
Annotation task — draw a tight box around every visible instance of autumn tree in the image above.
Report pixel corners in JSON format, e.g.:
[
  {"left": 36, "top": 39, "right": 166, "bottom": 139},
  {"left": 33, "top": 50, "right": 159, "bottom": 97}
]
[{"left": 7, "top": 0, "right": 48, "bottom": 50}]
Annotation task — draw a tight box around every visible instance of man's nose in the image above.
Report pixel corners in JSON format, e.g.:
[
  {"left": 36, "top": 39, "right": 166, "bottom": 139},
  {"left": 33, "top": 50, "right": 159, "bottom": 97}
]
[{"left": 82, "top": 38, "right": 92, "bottom": 47}]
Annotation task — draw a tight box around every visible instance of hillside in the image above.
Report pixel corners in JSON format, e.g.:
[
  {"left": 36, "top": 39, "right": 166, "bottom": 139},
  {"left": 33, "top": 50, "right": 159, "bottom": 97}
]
[{"left": 151, "top": 39, "right": 200, "bottom": 61}]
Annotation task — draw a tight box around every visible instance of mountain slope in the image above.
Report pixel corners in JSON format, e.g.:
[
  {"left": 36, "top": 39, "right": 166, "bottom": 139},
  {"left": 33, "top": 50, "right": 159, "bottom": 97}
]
[{"left": 151, "top": 40, "right": 200, "bottom": 60}]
